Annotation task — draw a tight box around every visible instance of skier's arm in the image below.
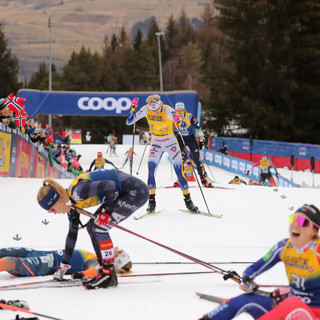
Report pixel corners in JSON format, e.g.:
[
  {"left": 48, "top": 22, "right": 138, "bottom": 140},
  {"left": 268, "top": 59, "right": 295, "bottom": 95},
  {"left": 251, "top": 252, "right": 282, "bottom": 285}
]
[
  {"left": 106, "top": 159, "right": 118, "bottom": 170},
  {"left": 242, "top": 239, "right": 287, "bottom": 280},
  {"left": 89, "top": 160, "right": 95, "bottom": 172},
  {"left": 126, "top": 105, "right": 148, "bottom": 125},
  {"left": 61, "top": 209, "right": 80, "bottom": 264}
]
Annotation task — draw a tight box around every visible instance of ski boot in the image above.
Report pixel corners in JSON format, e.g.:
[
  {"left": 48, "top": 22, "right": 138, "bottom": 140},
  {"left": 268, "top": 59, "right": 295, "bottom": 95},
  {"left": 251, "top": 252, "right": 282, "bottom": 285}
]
[
  {"left": 173, "top": 180, "right": 180, "bottom": 188},
  {"left": 184, "top": 194, "right": 199, "bottom": 213},
  {"left": 201, "top": 177, "right": 213, "bottom": 188},
  {"left": 83, "top": 262, "right": 118, "bottom": 290},
  {"left": 146, "top": 195, "right": 156, "bottom": 214}
]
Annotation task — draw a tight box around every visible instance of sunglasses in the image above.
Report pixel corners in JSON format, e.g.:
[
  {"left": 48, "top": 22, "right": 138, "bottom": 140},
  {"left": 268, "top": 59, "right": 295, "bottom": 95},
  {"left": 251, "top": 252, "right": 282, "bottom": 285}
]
[{"left": 289, "top": 214, "right": 311, "bottom": 227}]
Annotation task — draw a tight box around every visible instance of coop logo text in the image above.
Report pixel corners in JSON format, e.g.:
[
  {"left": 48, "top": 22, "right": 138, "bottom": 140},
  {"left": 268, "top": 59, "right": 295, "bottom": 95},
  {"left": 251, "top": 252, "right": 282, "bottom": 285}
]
[{"left": 77, "top": 97, "right": 131, "bottom": 114}]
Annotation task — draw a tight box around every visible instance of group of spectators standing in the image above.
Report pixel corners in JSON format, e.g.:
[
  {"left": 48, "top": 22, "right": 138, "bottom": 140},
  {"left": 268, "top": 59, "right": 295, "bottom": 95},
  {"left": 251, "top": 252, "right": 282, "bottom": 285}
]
[{"left": 0, "top": 93, "right": 82, "bottom": 175}]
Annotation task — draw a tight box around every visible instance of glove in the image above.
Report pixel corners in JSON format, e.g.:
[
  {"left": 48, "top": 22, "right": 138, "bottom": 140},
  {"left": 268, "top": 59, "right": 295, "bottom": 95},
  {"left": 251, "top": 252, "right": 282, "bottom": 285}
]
[
  {"left": 173, "top": 114, "right": 180, "bottom": 123},
  {"left": 241, "top": 276, "right": 258, "bottom": 293},
  {"left": 245, "top": 170, "right": 250, "bottom": 176},
  {"left": 131, "top": 97, "right": 139, "bottom": 112},
  {"left": 276, "top": 173, "right": 279, "bottom": 179},
  {"left": 199, "top": 140, "right": 204, "bottom": 150},
  {"left": 94, "top": 211, "right": 110, "bottom": 226},
  {"left": 53, "top": 262, "right": 71, "bottom": 281}
]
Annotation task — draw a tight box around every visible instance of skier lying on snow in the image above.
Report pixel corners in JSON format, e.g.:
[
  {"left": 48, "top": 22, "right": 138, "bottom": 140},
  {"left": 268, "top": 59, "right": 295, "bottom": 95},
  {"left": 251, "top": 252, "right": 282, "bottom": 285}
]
[
  {"left": 0, "top": 247, "right": 132, "bottom": 278},
  {"left": 199, "top": 204, "right": 320, "bottom": 320}
]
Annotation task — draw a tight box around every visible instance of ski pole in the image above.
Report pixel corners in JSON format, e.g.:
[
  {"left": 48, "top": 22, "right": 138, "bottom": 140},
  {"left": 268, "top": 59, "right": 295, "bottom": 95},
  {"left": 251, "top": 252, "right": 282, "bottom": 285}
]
[
  {"left": 71, "top": 205, "right": 241, "bottom": 284},
  {"left": 133, "top": 261, "right": 253, "bottom": 265},
  {"left": 174, "top": 122, "right": 211, "bottom": 215},
  {"left": 130, "top": 97, "right": 138, "bottom": 175},
  {"left": 120, "top": 271, "right": 216, "bottom": 277},
  {"left": 136, "top": 137, "right": 149, "bottom": 175},
  {"left": 0, "top": 302, "right": 63, "bottom": 320}
]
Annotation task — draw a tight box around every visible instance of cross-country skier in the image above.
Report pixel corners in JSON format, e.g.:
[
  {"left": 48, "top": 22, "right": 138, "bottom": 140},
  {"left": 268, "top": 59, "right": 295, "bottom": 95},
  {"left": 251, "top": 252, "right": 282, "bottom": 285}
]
[
  {"left": 126, "top": 95, "right": 199, "bottom": 214},
  {"left": 246, "top": 152, "right": 279, "bottom": 187},
  {"left": 37, "top": 169, "right": 149, "bottom": 289},
  {"left": 199, "top": 204, "right": 320, "bottom": 320},
  {"left": 228, "top": 175, "right": 247, "bottom": 185},
  {"left": 173, "top": 102, "right": 213, "bottom": 188},
  {"left": 88, "top": 152, "right": 117, "bottom": 171},
  {"left": 121, "top": 148, "right": 136, "bottom": 169},
  {"left": 0, "top": 247, "right": 132, "bottom": 277}
]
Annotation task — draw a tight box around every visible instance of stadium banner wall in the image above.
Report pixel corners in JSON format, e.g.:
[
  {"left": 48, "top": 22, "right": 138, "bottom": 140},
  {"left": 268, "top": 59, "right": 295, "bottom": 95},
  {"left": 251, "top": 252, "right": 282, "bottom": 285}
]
[
  {"left": 17, "top": 89, "right": 199, "bottom": 119},
  {"left": 15, "top": 136, "right": 32, "bottom": 177},
  {"left": 208, "top": 136, "right": 320, "bottom": 173},
  {"left": 32, "top": 148, "right": 46, "bottom": 178},
  {"left": 0, "top": 123, "right": 74, "bottom": 179},
  {"left": 0, "top": 131, "right": 12, "bottom": 176},
  {"left": 203, "top": 149, "right": 300, "bottom": 188}
]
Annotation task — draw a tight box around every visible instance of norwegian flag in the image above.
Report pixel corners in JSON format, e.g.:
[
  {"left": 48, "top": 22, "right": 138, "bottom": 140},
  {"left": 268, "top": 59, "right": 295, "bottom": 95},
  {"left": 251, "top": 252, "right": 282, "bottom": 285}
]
[
  {"left": 3, "top": 93, "right": 26, "bottom": 116},
  {"left": 13, "top": 110, "right": 28, "bottom": 127},
  {"left": 3, "top": 93, "right": 28, "bottom": 127}
]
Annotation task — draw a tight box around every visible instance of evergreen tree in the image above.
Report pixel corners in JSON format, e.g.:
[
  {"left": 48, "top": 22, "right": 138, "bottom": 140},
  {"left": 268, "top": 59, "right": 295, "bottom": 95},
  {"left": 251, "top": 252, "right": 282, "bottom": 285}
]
[
  {"left": 177, "top": 7, "right": 196, "bottom": 47},
  {"left": 178, "top": 41, "right": 203, "bottom": 90},
  {"left": 164, "top": 15, "right": 179, "bottom": 60},
  {"left": 0, "top": 24, "right": 21, "bottom": 97},
  {"left": 208, "top": 0, "right": 320, "bottom": 143},
  {"left": 62, "top": 46, "right": 102, "bottom": 91},
  {"left": 120, "top": 41, "right": 157, "bottom": 91},
  {"left": 133, "top": 28, "right": 143, "bottom": 52}
]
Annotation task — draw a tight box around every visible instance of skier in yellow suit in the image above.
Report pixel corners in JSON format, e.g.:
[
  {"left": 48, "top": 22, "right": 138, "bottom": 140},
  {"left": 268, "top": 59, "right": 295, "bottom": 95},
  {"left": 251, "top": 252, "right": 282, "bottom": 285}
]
[{"left": 126, "top": 95, "right": 199, "bottom": 214}]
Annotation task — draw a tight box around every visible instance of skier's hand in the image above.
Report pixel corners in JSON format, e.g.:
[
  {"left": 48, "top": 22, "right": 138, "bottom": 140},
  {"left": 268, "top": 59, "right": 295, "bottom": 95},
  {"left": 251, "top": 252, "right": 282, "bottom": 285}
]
[
  {"left": 94, "top": 211, "right": 110, "bottom": 226},
  {"left": 131, "top": 97, "right": 139, "bottom": 112},
  {"left": 53, "top": 263, "right": 71, "bottom": 281},
  {"left": 173, "top": 114, "right": 180, "bottom": 123},
  {"left": 241, "top": 276, "right": 257, "bottom": 293},
  {"left": 199, "top": 140, "right": 204, "bottom": 150}
]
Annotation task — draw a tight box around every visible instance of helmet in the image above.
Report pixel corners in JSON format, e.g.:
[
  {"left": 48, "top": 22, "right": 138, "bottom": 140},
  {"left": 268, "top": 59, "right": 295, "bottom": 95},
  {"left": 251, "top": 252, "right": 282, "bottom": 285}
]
[
  {"left": 97, "top": 152, "right": 102, "bottom": 158},
  {"left": 175, "top": 102, "right": 185, "bottom": 111}
]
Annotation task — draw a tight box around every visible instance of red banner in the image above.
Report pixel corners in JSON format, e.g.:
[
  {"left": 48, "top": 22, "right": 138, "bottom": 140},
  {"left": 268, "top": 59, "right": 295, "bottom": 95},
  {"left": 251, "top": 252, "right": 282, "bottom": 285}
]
[{"left": 15, "top": 137, "right": 31, "bottom": 177}]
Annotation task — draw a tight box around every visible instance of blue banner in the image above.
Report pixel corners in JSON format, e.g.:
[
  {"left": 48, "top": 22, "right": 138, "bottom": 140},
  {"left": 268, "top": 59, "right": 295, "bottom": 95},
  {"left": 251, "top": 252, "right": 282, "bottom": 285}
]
[
  {"left": 203, "top": 149, "right": 300, "bottom": 188},
  {"left": 210, "top": 137, "right": 320, "bottom": 161},
  {"left": 18, "top": 89, "right": 199, "bottom": 118}
]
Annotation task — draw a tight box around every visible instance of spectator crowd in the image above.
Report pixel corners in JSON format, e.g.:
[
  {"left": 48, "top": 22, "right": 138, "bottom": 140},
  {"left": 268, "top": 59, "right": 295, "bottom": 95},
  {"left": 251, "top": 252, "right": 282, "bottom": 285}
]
[{"left": 0, "top": 93, "right": 82, "bottom": 175}]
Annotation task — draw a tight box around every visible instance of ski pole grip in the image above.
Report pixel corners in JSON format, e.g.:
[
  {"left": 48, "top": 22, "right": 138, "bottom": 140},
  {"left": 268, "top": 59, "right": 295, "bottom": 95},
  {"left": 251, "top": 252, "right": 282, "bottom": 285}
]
[{"left": 223, "top": 270, "right": 241, "bottom": 283}]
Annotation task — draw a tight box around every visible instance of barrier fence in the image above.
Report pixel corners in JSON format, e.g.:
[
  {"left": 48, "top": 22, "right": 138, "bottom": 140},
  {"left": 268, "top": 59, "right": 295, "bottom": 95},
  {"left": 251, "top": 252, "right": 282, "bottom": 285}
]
[
  {"left": 203, "top": 149, "right": 300, "bottom": 188},
  {"left": 0, "top": 123, "right": 74, "bottom": 179}
]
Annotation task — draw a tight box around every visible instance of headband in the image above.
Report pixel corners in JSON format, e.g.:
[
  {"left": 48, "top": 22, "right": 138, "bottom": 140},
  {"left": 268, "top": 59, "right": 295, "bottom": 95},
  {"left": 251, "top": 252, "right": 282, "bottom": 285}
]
[{"left": 38, "top": 186, "right": 60, "bottom": 210}]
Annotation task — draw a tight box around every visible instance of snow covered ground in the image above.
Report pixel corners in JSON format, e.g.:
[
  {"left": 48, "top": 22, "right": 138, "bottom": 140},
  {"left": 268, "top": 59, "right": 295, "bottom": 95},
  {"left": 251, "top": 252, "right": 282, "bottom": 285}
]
[{"left": 0, "top": 143, "right": 320, "bottom": 320}]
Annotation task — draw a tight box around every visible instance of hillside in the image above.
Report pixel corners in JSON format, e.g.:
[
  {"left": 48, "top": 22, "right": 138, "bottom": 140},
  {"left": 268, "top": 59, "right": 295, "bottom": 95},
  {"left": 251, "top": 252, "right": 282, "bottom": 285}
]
[{"left": 0, "top": 0, "right": 208, "bottom": 81}]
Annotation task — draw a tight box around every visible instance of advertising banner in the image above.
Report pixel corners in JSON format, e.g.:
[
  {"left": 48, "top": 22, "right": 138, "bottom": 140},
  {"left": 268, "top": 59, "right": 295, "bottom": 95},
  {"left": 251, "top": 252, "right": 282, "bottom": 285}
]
[
  {"left": 18, "top": 89, "right": 199, "bottom": 119},
  {"left": 203, "top": 149, "right": 300, "bottom": 188},
  {"left": 15, "top": 137, "right": 32, "bottom": 177},
  {"left": 32, "top": 148, "right": 46, "bottom": 178},
  {"left": 209, "top": 136, "right": 320, "bottom": 172},
  {"left": 0, "top": 132, "right": 12, "bottom": 176}
]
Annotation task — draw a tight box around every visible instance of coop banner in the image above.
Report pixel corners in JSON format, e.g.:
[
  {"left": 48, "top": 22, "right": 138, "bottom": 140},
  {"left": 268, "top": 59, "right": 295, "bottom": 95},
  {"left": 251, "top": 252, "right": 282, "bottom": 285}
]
[{"left": 18, "top": 89, "right": 199, "bottom": 118}]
